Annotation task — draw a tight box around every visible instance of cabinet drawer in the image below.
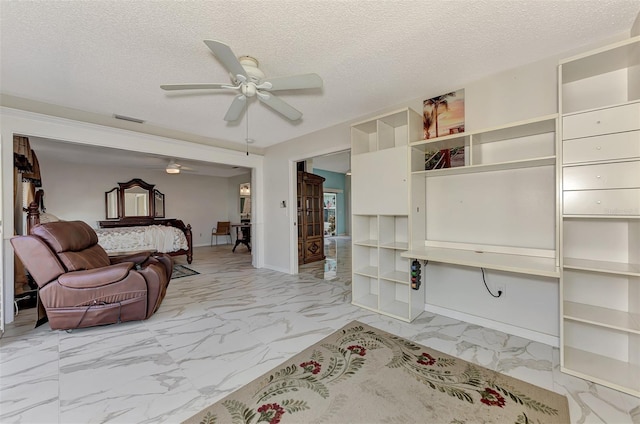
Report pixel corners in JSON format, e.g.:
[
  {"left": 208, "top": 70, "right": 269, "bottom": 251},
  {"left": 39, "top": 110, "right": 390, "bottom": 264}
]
[
  {"left": 563, "top": 161, "right": 640, "bottom": 190},
  {"left": 563, "top": 102, "right": 640, "bottom": 140},
  {"left": 564, "top": 189, "right": 640, "bottom": 216},
  {"left": 563, "top": 131, "right": 640, "bottom": 164}
]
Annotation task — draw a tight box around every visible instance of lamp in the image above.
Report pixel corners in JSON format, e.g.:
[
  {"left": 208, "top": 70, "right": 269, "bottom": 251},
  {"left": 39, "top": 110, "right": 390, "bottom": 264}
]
[{"left": 240, "top": 183, "right": 250, "bottom": 196}]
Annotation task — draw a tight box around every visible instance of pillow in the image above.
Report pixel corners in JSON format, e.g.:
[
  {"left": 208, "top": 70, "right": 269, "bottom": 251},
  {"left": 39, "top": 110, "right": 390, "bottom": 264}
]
[{"left": 39, "top": 212, "right": 60, "bottom": 223}]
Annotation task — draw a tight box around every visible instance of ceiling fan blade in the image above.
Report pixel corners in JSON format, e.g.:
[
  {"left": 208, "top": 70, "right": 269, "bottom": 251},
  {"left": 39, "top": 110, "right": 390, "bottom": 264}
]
[
  {"left": 257, "top": 92, "right": 302, "bottom": 120},
  {"left": 259, "top": 73, "right": 323, "bottom": 91},
  {"left": 203, "top": 40, "right": 247, "bottom": 80},
  {"left": 224, "top": 94, "right": 247, "bottom": 122},
  {"left": 160, "top": 83, "right": 233, "bottom": 91}
]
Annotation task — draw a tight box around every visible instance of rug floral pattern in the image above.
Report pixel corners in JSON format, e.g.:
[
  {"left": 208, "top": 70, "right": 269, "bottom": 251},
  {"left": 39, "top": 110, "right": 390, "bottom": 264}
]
[{"left": 185, "top": 321, "right": 569, "bottom": 424}]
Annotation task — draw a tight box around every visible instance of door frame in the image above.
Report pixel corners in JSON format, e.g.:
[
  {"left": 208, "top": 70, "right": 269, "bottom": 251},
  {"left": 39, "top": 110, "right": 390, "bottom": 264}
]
[{"left": 287, "top": 147, "right": 351, "bottom": 275}]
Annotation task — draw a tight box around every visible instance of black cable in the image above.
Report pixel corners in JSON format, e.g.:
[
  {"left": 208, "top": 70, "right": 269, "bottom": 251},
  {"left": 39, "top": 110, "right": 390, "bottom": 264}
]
[
  {"left": 481, "top": 267, "right": 502, "bottom": 298},
  {"left": 68, "top": 300, "right": 108, "bottom": 332}
]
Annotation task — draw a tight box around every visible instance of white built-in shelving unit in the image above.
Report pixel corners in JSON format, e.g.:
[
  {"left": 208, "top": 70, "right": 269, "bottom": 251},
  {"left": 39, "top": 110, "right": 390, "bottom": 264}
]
[
  {"left": 558, "top": 35, "right": 640, "bottom": 397},
  {"left": 402, "top": 114, "right": 560, "bottom": 280},
  {"left": 351, "top": 108, "right": 425, "bottom": 322},
  {"left": 347, "top": 33, "right": 640, "bottom": 399}
]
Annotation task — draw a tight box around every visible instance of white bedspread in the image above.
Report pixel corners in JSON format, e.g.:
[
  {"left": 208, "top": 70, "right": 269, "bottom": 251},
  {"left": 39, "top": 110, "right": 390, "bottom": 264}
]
[{"left": 96, "top": 225, "right": 188, "bottom": 254}]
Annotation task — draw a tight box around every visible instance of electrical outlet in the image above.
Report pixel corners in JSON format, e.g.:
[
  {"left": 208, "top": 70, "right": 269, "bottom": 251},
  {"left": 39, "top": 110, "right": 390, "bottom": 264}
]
[{"left": 496, "top": 283, "right": 506, "bottom": 297}]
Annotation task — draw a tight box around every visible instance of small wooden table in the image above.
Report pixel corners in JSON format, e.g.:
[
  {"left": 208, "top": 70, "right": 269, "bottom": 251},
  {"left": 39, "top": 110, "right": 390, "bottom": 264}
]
[{"left": 231, "top": 224, "right": 251, "bottom": 252}]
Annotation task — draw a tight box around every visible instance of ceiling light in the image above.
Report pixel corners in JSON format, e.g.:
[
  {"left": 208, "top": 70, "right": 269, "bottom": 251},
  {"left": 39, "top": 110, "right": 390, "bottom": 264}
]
[{"left": 166, "top": 160, "right": 181, "bottom": 174}]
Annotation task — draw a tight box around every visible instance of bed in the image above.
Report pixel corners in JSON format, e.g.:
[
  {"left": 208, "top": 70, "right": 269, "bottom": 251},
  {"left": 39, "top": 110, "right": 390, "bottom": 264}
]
[{"left": 26, "top": 189, "right": 194, "bottom": 264}]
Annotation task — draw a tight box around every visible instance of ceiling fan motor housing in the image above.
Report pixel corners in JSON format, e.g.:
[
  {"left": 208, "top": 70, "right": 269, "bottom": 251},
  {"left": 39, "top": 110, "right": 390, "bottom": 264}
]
[{"left": 237, "top": 56, "right": 264, "bottom": 83}]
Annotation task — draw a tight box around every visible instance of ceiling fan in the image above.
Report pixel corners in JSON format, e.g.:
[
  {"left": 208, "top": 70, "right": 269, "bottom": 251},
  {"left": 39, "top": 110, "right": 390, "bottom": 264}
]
[
  {"left": 161, "top": 40, "right": 323, "bottom": 122},
  {"left": 165, "top": 159, "right": 196, "bottom": 175}
]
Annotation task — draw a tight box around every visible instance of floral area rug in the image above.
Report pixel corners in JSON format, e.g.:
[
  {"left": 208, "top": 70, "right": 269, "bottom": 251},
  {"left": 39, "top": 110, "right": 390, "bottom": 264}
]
[
  {"left": 171, "top": 265, "right": 200, "bottom": 280},
  {"left": 183, "top": 321, "right": 569, "bottom": 423}
]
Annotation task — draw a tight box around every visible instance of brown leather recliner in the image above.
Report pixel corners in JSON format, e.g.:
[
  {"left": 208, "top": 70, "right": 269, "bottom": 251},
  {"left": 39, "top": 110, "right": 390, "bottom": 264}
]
[{"left": 11, "top": 221, "right": 173, "bottom": 330}]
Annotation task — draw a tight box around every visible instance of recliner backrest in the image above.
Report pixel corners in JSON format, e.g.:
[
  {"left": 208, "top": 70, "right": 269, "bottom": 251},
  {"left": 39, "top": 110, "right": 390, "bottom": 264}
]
[
  {"left": 31, "top": 221, "right": 110, "bottom": 271},
  {"left": 11, "top": 235, "right": 66, "bottom": 287}
]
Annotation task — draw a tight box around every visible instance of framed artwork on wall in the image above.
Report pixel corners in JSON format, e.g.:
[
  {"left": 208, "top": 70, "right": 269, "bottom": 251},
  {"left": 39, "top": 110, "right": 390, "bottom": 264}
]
[{"left": 423, "top": 88, "right": 465, "bottom": 139}]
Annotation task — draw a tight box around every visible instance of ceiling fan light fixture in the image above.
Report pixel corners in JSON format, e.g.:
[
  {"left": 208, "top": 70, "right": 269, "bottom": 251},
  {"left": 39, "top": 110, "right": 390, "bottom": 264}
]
[
  {"left": 238, "top": 56, "right": 264, "bottom": 81},
  {"left": 166, "top": 159, "right": 181, "bottom": 174}
]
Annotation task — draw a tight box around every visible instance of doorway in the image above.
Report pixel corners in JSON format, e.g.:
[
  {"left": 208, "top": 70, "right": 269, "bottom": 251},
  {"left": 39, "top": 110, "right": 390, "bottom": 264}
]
[
  {"left": 323, "top": 192, "right": 337, "bottom": 236},
  {"left": 292, "top": 149, "right": 351, "bottom": 275}
]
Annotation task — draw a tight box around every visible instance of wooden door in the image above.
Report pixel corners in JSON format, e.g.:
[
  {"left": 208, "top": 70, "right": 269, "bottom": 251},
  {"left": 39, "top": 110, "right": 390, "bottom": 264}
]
[{"left": 297, "top": 171, "right": 326, "bottom": 264}]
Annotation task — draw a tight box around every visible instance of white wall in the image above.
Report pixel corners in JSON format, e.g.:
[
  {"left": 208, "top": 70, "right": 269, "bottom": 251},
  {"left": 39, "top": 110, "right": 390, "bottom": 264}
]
[
  {"left": 263, "top": 123, "right": 352, "bottom": 273},
  {"left": 34, "top": 153, "right": 232, "bottom": 247}
]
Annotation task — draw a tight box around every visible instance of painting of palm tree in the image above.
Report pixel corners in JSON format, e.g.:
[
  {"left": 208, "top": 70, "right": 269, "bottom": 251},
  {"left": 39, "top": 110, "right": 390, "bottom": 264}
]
[{"left": 423, "top": 89, "right": 465, "bottom": 139}]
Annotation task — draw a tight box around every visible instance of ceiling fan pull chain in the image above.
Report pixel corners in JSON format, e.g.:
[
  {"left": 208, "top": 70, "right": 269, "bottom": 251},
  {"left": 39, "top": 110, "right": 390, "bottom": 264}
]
[{"left": 246, "top": 102, "right": 250, "bottom": 156}]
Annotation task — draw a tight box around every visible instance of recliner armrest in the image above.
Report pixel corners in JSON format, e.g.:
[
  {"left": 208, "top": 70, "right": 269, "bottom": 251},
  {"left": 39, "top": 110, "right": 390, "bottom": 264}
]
[
  {"left": 57, "top": 262, "right": 134, "bottom": 289},
  {"left": 109, "top": 251, "right": 152, "bottom": 265}
]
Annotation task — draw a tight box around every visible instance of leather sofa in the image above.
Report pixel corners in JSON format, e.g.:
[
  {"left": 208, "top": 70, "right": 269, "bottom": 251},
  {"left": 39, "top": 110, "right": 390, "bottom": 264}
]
[{"left": 11, "top": 221, "right": 173, "bottom": 330}]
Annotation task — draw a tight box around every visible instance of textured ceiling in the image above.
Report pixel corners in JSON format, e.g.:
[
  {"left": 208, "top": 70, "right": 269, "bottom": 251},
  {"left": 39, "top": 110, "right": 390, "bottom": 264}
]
[{"left": 1, "top": 1, "right": 639, "bottom": 151}]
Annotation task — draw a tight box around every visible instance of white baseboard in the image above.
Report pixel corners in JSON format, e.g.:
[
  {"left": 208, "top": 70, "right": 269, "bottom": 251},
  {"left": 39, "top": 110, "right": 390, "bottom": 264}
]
[
  {"left": 262, "top": 264, "right": 291, "bottom": 274},
  {"left": 424, "top": 303, "right": 559, "bottom": 347}
]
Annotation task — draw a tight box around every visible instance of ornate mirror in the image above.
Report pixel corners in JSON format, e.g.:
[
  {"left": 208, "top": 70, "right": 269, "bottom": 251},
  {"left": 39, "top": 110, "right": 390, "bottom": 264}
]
[
  {"left": 105, "top": 178, "right": 164, "bottom": 219},
  {"left": 124, "top": 185, "right": 150, "bottom": 217},
  {"left": 154, "top": 189, "right": 165, "bottom": 218},
  {"left": 105, "top": 187, "right": 119, "bottom": 219}
]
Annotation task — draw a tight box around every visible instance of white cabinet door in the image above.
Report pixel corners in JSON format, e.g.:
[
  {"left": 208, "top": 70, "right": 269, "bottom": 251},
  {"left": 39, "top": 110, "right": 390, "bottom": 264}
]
[{"left": 352, "top": 146, "right": 408, "bottom": 215}]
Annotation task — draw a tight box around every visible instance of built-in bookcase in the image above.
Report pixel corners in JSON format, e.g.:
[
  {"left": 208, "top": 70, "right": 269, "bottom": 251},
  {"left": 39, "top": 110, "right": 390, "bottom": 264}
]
[
  {"left": 558, "top": 35, "right": 640, "bottom": 397},
  {"left": 351, "top": 107, "right": 425, "bottom": 322}
]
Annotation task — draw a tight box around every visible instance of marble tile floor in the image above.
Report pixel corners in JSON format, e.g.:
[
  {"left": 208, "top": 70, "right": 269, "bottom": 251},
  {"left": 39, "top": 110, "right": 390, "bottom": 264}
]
[{"left": 1, "top": 241, "right": 638, "bottom": 423}]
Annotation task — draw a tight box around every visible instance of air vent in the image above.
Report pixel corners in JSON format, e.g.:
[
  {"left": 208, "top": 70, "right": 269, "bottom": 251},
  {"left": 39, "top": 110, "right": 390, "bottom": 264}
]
[{"left": 113, "top": 114, "right": 145, "bottom": 124}]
